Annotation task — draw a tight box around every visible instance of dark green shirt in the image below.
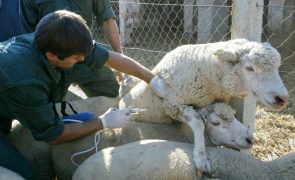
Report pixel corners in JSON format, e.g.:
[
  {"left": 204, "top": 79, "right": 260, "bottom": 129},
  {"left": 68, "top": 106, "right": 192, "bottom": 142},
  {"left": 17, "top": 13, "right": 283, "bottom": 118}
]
[
  {"left": 0, "top": 33, "right": 109, "bottom": 141},
  {"left": 20, "top": 0, "right": 115, "bottom": 33}
]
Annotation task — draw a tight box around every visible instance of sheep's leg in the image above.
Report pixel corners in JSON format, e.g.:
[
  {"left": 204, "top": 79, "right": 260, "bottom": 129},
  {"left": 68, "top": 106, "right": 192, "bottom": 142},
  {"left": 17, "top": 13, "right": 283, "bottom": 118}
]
[
  {"left": 163, "top": 101, "right": 212, "bottom": 174},
  {"left": 187, "top": 119, "right": 212, "bottom": 175}
]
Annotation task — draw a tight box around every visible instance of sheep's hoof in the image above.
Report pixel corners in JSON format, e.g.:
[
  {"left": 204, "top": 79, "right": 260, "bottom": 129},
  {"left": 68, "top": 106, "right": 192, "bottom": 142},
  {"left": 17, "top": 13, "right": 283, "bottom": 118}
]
[
  {"left": 196, "top": 169, "right": 214, "bottom": 178},
  {"left": 194, "top": 158, "right": 213, "bottom": 176}
]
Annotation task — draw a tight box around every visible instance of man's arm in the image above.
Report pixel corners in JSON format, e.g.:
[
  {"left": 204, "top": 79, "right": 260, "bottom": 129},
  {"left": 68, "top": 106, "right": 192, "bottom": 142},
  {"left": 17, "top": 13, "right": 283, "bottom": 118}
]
[
  {"left": 102, "top": 18, "right": 123, "bottom": 54},
  {"left": 49, "top": 107, "right": 134, "bottom": 145},
  {"left": 106, "top": 50, "right": 154, "bottom": 83},
  {"left": 4, "top": 85, "right": 105, "bottom": 145},
  {"left": 94, "top": 0, "right": 122, "bottom": 53},
  {"left": 48, "top": 117, "right": 103, "bottom": 145}
]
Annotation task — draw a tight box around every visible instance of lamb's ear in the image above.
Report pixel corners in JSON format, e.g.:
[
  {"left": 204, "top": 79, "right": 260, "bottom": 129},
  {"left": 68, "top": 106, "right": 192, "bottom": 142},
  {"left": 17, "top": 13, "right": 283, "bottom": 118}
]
[{"left": 214, "top": 49, "right": 239, "bottom": 63}]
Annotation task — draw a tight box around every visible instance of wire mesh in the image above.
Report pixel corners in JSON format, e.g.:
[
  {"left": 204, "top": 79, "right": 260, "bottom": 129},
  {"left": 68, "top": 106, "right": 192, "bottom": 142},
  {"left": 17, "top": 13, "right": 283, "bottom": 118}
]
[{"left": 260, "top": 2, "right": 295, "bottom": 115}]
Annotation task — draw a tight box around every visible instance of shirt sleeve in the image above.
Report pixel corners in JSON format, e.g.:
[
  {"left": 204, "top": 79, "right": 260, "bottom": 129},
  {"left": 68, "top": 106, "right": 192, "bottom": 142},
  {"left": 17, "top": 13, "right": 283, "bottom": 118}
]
[
  {"left": 3, "top": 85, "right": 64, "bottom": 141},
  {"left": 83, "top": 42, "right": 109, "bottom": 68},
  {"left": 93, "top": 0, "right": 116, "bottom": 24}
]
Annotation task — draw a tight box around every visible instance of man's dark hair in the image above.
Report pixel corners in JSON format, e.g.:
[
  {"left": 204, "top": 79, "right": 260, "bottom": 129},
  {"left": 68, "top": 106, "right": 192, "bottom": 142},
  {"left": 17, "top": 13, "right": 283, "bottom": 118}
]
[{"left": 35, "top": 10, "right": 93, "bottom": 59}]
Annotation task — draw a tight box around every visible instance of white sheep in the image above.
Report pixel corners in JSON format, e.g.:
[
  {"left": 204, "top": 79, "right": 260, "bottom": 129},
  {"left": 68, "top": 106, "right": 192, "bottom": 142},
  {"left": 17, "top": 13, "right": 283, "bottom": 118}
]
[
  {"left": 118, "top": 73, "right": 140, "bottom": 98},
  {"left": 0, "top": 166, "right": 25, "bottom": 180},
  {"left": 119, "top": 39, "right": 289, "bottom": 173},
  {"left": 72, "top": 139, "right": 295, "bottom": 180},
  {"left": 51, "top": 102, "right": 251, "bottom": 179}
]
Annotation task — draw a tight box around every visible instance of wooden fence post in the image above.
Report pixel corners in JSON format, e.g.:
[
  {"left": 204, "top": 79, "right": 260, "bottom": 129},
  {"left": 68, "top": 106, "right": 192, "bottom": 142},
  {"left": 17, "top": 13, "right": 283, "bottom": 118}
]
[
  {"left": 268, "top": 0, "right": 286, "bottom": 33},
  {"left": 184, "top": 0, "right": 194, "bottom": 35},
  {"left": 231, "top": 0, "right": 264, "bottom": 152},
  {"left": 119, "top": 0, "right": 140, "bottom": 45},
  {"left": 197, "top": 0, "right": 214, "bottom": 43}
]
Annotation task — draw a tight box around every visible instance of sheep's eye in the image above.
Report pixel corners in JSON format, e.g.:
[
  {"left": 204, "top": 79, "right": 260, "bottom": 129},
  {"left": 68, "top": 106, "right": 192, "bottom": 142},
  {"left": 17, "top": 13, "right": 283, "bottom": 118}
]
[
  {"left": 211, "top": 122, "right": 221, "bottom": 126},
  {"left": 246, "top": 67, "right": 254, "bottom": 72}
]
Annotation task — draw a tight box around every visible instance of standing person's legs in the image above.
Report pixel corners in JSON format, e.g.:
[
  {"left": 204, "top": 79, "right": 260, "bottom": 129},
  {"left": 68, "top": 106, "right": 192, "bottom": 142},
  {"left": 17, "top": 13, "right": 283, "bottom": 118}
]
[
  {"left": 65, "top": 65, "right": 119, "bottom": 98},
  {"left": 0, "top": 118, "right": 33, "bottom": 180},
  {"left": 79, "top": 66, "right": 119, "bottom": 97},
  {"left": 0, "top": 0, "right": 23, "bottom": 41}
]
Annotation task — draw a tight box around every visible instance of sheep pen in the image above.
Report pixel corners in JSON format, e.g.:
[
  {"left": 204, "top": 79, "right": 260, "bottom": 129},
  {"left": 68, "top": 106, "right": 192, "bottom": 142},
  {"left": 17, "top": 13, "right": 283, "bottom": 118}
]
[
  {"left": 67, "top": 40, "right": 294, "bottom": 163},
  {"left": 8, "top": 38, "right": 289, "bottom": 178}
]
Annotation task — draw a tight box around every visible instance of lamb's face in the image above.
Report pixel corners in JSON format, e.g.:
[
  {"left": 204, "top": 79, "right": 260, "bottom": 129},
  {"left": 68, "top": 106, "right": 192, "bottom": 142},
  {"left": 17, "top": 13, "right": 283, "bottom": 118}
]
[
  {"left": 204, "top": 103, "right": 253, "bottom": 149},
  {"left": 240, "top": 43, "right": 289, "bottom": 111}
]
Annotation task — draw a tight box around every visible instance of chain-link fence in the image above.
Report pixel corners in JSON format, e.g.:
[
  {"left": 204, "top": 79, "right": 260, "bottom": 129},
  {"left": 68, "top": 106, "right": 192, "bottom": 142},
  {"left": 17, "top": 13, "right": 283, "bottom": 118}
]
[
  {"left": 92, "top": 0, "right": 232, "bottom": 68},
  {"left": 260, "top": 1, "right": 295, "bottom": 115},
  {"left": 92, "top": 0, "right": 295, "bottom": 115}
]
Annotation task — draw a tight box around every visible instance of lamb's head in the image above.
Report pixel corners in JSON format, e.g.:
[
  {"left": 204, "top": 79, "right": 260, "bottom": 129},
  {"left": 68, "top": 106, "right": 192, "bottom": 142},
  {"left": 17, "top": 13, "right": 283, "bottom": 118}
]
[
  {"left": 216, "top": 40, "right": 289, "bottom": 111},
  {"left": 200, "top": 103, "right": 253, "bottom": 149}
]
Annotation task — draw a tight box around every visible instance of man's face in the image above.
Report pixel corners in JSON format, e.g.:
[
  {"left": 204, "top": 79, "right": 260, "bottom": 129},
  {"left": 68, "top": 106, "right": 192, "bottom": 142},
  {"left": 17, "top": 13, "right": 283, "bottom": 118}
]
[
  {"left": 56, "top": 54, "right": 85, "bottom": 68},
  {"left": 46, "top": 52, "right": 85, "bottom": 68}
]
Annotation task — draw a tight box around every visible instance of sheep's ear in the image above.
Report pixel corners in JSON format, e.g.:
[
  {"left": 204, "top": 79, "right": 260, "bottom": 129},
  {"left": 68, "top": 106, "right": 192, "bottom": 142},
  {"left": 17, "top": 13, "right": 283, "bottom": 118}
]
[
  {"left": 214, "top": 49, "right": 239, "bottom": 63},
  {"left": 262, "top": 42, "right": 273, "bottom": 50},
  {"left": 199, "top": 108, "right": 209, "bottom": 120}
]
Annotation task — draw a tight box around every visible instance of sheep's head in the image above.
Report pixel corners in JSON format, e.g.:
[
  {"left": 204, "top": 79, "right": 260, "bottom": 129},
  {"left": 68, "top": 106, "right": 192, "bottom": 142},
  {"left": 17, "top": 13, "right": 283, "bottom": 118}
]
[
  {"left": 240, "top": 42, "right": 289, "bottom": 111},
  {"left": 216, "top": 40, "right": 289, "bottom": 111},
  {"left": 201, "top": 103, "right": 253, "bottom": 149},
  {"left": 119, "top": 75, "right": 141, "bottom": 98}
]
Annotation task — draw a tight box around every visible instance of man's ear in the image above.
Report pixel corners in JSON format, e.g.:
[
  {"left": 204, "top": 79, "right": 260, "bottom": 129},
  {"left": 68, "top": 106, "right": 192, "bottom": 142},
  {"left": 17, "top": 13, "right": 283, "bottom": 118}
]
[
  {"left": 45, "top": 52, "right": 58, "bottom": 60},
  {"left": 214, "top": 49, "right": 239, "bottom": 64},
  {"left": 45, "top": 52, "right": 60, "bottom": 67}
]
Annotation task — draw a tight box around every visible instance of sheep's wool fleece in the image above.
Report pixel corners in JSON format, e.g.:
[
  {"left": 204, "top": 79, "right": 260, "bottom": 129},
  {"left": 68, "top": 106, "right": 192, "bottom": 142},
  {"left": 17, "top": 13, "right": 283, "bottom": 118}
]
[
  {"left": 73, "top": 140, "right": 197, "bottom": 180},
  {"left": 73, "top": 140, "right": 295, "bottom": 180}
]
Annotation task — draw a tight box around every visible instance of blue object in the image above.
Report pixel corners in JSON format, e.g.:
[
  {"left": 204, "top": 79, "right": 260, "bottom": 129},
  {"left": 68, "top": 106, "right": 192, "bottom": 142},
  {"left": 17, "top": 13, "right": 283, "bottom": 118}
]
[
  {"left": 0, "top": 0, "right": 24, "bottom": 41},
  {"left": 62, "top": 112, "right": 95, "bottom": 124}
]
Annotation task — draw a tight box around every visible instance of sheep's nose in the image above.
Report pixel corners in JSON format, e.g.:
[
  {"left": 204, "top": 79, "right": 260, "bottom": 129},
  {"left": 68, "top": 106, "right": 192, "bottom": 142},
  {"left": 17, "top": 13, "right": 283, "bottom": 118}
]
[
  {"left": 274, "top": 95, "right": 289, "bottom": 106},
  {"left": 245, "top": 137, "right": 253, "bottom": 145}
]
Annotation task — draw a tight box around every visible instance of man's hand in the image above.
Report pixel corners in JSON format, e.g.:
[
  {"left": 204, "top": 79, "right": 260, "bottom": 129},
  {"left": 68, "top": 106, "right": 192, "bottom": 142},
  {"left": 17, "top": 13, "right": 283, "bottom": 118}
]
[
  {"left": 99, "top": 106, "right": 134, "bottom": 129},
  {"left": 149, "top": 75, "right": 167, "bottom": 98}
]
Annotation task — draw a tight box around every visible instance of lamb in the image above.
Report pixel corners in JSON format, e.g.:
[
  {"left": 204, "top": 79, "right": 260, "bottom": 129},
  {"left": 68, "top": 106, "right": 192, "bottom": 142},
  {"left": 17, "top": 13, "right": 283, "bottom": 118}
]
[
  {"left": 0, "top": 166, "right": 25, "bottom": 180},
  {"left": 51, "top": 102, "right": 251, "bottom": 179},
  {"left": 72, "top": 139, "right": 295, "bottom": 180},
  {"left": 119, "top": 39, "right": 289, "bottom": 173}
]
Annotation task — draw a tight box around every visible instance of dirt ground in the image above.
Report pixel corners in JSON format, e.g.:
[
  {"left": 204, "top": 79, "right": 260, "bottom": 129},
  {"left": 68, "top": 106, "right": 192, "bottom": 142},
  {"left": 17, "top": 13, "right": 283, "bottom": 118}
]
[{"left": 252, "top": 105, "right": 295, "bottom": 161}]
